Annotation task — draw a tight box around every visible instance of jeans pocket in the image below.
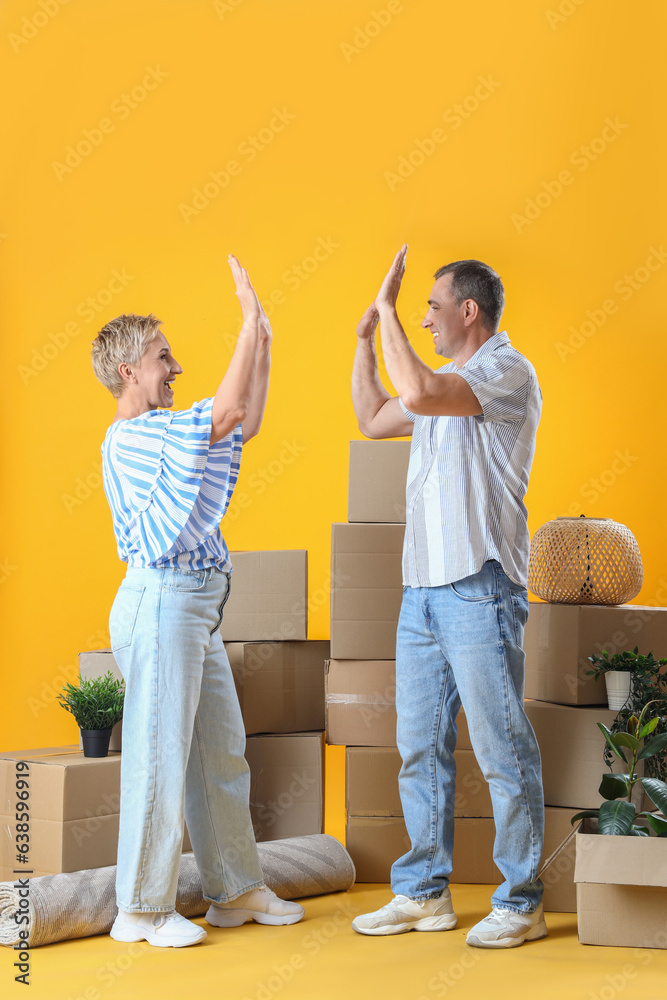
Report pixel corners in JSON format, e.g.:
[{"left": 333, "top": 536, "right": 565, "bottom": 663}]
[
  {"left": 163, "top": 569, "right": 209, "bottom": 592},
  {"left": 109, "top": 586, "right": 146, "bottom": 651},
  {"left": 450, "top": 575, "right": 497, "bottom": 603}
]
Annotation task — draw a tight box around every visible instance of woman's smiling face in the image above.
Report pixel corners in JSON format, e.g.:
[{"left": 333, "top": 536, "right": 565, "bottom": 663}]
[{"left": 128, "top": 330, "right": 183, "bottom": 410}]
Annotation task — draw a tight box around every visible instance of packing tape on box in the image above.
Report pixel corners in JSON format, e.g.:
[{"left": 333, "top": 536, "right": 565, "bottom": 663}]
[{"left": 0, "top": 834, "right": 355, "bottom": 948}]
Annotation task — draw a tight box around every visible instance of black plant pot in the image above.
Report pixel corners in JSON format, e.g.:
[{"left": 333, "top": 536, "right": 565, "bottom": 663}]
[{"left": 80, "top": 728, "right": 112, "bottom": 758}]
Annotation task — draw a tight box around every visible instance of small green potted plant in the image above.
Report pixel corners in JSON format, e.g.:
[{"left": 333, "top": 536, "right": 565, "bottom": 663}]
[
  {"left": 587, "top": 646, "right": 667, "bottom": 712},
  {"left": 58, "top": 671, "right": 125, "bottom": 758},
  {"left": 571, "top": 702, "right": 667, "bottom": 834}
]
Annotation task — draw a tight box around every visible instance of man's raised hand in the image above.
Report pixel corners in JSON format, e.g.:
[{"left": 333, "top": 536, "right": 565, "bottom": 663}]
[{"left": 375, "top": 243, "right": 408, "bottom": 311}]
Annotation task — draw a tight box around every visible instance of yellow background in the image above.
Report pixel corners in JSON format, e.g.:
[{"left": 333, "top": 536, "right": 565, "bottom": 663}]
[{"left": 1, "top": 0, "right": 666, "bottom": 831}]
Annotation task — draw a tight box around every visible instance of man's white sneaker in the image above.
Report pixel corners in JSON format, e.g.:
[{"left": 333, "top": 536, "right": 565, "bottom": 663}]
[
  {"left": 466, "top": 903, "right": 547, "bottom": 948},
  {"left": 206, "top": 885, "right": 305, "bottom": 927},
  {"left": 351, "top": 890, "right": 457, "bottom": 936},
  {"left": 110, "top": 909, "right": 207, "bottom": 948}
]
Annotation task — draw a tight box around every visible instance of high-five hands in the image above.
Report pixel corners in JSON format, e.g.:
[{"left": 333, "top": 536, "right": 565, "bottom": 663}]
[
  {"left": 356, "top": 244, "right": 407, "bottom": 341},
  {"left": 228, "top": 254, "right": 272, "bottom": 343}
]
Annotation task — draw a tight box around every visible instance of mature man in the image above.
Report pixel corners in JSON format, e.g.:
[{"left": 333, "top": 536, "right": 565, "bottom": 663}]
[{"left": 350, "top": 247, "right": 546, "bottom": 949}]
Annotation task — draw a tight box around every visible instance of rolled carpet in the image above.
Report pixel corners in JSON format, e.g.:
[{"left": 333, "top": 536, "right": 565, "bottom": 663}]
[{"left": 0, "top": 834, "right": 355, "bottom": 948}]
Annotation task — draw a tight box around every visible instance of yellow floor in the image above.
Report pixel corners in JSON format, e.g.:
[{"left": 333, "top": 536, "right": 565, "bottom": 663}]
[{"left": 3, "top": 882, "right": 667, "bottom": 1000}]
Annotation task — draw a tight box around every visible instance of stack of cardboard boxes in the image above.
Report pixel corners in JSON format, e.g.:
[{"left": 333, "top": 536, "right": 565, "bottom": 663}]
[
  {"left": 523, "top": 601, "right": 667, "bottom": 911},
  {"left": 325, "top": 440, "right": 667, "bottom": 906},
  {"left": 326, "top": 441, "right": 497, "bottom": 883},
  {"left": 0, "top": 550, "right": 329, "bottom": 881}
]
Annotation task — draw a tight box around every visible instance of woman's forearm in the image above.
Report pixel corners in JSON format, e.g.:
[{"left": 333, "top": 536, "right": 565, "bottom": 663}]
[
  {"left": 240, "top": 337, "right": 271, "bottom": 442},
  {"left": 211, "top": 319, "right": 260, "bottom": 443}
]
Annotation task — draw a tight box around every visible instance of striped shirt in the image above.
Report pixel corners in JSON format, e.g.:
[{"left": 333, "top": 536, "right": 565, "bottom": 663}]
[
  {"left": 101, "top": 397, "right": 241, "bottom": 572},
  {"left": 399, "top": 331, "right": 541, "bottom": 588}
]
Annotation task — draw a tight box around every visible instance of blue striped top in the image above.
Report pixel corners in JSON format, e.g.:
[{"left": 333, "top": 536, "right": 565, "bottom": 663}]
[
  {"left": 101, "top": 397, "right": 242, "bottom": 572},
  {"left": 399, "top": 331, "right": 542, "bottom": 589}
]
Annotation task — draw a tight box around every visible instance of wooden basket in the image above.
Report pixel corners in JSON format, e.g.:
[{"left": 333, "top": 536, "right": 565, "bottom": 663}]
[{"left": 528, "top": 516, "right": 643, "bottom": 605}]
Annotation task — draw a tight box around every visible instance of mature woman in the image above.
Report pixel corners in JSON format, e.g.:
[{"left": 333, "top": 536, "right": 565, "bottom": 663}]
[{"left": 91, "top": 256, "right": 303, "bottom": 948}]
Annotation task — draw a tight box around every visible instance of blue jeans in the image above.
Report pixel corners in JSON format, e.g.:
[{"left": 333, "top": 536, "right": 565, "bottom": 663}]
[
  {"left": 391, "top": 560, "right": 544, "bottom": 913},
  {"left": 109, "top": 565, "right": 264, "bottom": 912}
]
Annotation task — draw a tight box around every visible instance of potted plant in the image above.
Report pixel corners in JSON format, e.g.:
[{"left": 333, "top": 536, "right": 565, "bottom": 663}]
[
  {"left": 58, "top": 671, "right": 125, "bottom": 758},
  {"left": 571, "top": 703, "right": 667, "bottom": 835},
  {"left": 587, "top": 646, "right": 667, "bottom": 713},
  {"left": 571, "top": 706, "right": 667, "bottom": 949}
]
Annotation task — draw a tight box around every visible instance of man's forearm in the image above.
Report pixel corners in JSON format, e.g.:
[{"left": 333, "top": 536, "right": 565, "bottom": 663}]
[
  {"left": 377, "top": 304, "right": 439, "bottom": 408},
  {"left": 351, "top": 336, "right": 391, "bottom": 433}
]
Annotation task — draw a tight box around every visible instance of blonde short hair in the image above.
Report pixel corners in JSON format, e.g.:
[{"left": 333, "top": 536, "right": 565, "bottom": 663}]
[{"left": 91, "top": 313, "right": 162, "bottom": 397}]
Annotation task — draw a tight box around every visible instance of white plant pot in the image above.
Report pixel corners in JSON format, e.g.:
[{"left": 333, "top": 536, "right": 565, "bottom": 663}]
[{"left": 604, "top": 671, "right": 632, "bottom": 711}]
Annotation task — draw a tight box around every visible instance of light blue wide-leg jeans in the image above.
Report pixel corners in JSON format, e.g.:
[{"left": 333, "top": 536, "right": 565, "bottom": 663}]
[
  {"left": 391, "top": 559, "right": 544, "bottom": 913},
  {"left": 109, "top": 565, "right": 264, "bottom": 912}
]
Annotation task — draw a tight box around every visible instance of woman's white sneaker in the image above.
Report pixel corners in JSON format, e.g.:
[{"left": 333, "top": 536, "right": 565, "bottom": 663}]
[
  {"left": 466, "top": 903, "right": 547, "bottom": 948},
  {"left": 206, "top": 886, "right": 305, "bottom": 927},
  {"left": 351, "top": 890, "right": 457, "bottom": 936},
  {"left": 110, "top": 909, "right": 207, "bottom": 947}
]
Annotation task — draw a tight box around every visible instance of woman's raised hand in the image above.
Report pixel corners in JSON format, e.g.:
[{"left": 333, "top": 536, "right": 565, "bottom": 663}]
[{"left": 228, "top": 254, "right": 261, "bottom": 326}]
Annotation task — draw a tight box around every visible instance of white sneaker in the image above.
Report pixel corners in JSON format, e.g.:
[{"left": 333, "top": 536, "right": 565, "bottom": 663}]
[
  {"left": 351, "top": 890, "right": 457, "bottom": 936},
  {"left": 466, "top": 903, "right": 547, "bottom": 948},
  {"left": 110, "top": 909, "right": 207, "bottom": 948},
  {"left": 206, "top": 885, "right": 305, "bottom": 927}
]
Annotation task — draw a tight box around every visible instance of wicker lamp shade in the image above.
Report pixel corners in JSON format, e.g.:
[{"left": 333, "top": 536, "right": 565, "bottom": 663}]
[{"left": 528, "top": 516, "right": 643, "bottom": 605}]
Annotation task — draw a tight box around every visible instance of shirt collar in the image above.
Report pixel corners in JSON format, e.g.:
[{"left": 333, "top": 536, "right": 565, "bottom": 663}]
[{"left": 458, "top": 330, "right": 510, "bottom": 370}]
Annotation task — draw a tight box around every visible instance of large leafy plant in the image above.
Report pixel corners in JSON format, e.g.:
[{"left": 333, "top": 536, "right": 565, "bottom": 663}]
[
  {"left": 572, "top": 704, "right": 667, "bottom": 836},
  {"left": 58, "top": 671, "right": 125, "bottom": 731},
  {"left": 587, "top": 647, "right": 667, "bottom": 780}
]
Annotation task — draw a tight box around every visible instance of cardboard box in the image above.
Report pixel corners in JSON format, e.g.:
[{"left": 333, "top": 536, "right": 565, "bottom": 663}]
[
  {"left": 245, "top": 732, "right": 324, "bottom": 843},
  {"left": 0, "top": 746, "right": 194, "bottom": 878},
  {"left": 575, "top": 824, "right": 667, "bottom": 948},
  {"left": 325, "top": 659, "right": 471, "bottom": 749},
  {"left": 346, "top": 816, "right": 501, "bottom": 884},
  {"left": 346, "top": 747, "right": 402, "bottom": 817},
  {"left": 0, "top": 746, "right": 122, "bottom": 874},
  {"left": 326, "top": 659, "right": 397, "bottom": 746},
  {"left": 222, "top": 550, "right": 308, "bottom": 641},
  {"left": 345, "top": 746, "right": 490, "bottom": 819},
  {"left": 330, "top": 523, "right": 404, "bottom": 659},
  {"left": 79, "top": 649, "right": 123, "bottom": 752},
  {"left": 348, "top": 440, "right": 411, "bottom": 523},
  {"left": 525, "top": 700, "right": 621, "bottom": 808},
  {"left": 539, "top": 806, "right": 581, "bottom": 913},
  {"left": 226, "top": 640, "right": 328, "bottom": 734},
  {"left": 345, "top": 816, "right": 410, "bottom": 882},
  {"left": 524, "top": 602, "right": 667, "bottom": 706}
]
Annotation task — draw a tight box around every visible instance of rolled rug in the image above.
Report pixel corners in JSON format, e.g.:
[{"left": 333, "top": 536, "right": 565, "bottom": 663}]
[{"left": 0, "top": 834, "right": 355, "bottom": 948}]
